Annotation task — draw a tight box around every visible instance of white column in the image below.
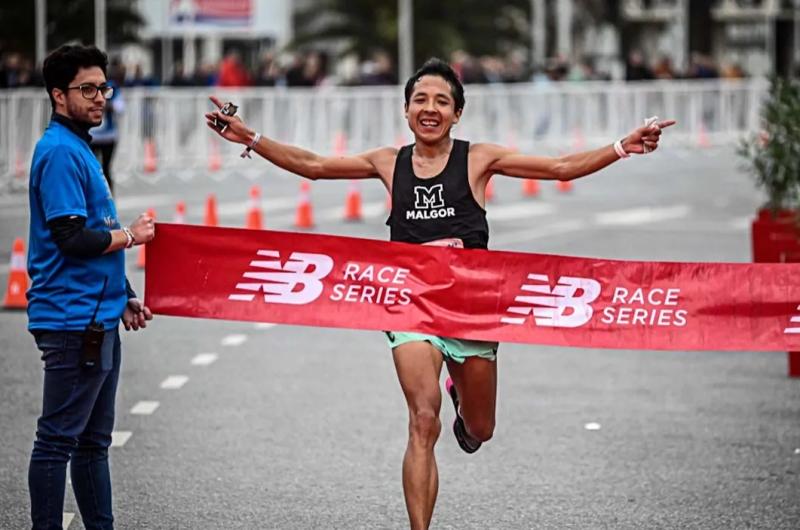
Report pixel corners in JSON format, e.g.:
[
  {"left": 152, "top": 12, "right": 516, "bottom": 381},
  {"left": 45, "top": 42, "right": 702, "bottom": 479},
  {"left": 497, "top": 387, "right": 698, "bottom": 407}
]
[
  {"left": 398, "top": 0, "right": 414, "bottom": 80},
  {"left": 35, "top": 0, "right": 46, "bottom": 65},
  {"left": 183, "top": 34, "right": 196, "bottom": 74},
  {"left": 95, "top": 0, "right": 107, "bottom": 50},
  {"left": 556, "top": 0, "right": 573, "bottom": 59},
  {"left": 531, "top": 0, "right": 546, "bottom": 66}
]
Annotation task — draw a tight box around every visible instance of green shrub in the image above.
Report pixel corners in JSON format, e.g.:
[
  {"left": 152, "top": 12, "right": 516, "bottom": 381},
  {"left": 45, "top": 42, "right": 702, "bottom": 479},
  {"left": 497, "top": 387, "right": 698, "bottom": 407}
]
[{"left": 738, "top": 77, "right": 800, "bottom": 213}]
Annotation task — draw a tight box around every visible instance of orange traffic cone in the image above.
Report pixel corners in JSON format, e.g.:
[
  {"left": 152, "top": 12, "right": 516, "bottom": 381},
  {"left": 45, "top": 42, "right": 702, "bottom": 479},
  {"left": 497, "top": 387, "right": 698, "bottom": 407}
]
[
  {"left": 333, "top": 131, "right": 348, "bottom": 156},
  {"left": 571, "top": 126, "right": 586, "bottom": 152},
  {"left": 208, "top": 138, "right": 221, "bottom": 172},
  {"left": 3, "top": 238, "right": 28, "bottom": 309},
  {"left": 522, "top": 179, "right": 540, "bottom": 197},
  {"left": 136, "top": 208, "right": 155, "bottom": 269},
  {"left": 246, "top": 185, "right": 263, "bottom": 229},
  {"left": 697, "top": 121, "right": 711, "bottom": 148},
  {"left": 294, "top": 182, "right": 314, "bottom": 229},
  {"left": 143, "top": 140, "right": 157, "bottom": 173},
  {"left": 557, "top": 179, "right": 573, "bottom": 193},
  {"left": 344, "top": 180, "right": 363, "bottom": 221},
  {"left": 14, "top": 150, "right": 26, "bottom": 179},
  {"left": 485, "top": 177, "right": 495, "bottom": 202},
  {"left": 174, "top": 201, "right": 186, "bottom": 224},
  {"left": 204, "top": 194, "right": 219, "bottom": 227}
]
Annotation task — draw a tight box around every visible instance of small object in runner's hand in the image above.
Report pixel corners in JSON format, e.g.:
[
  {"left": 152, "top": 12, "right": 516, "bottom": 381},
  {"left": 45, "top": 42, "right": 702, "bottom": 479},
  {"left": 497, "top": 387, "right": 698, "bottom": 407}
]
[{"left": 214, "top": 102, "right": 238, "bottom": 132}]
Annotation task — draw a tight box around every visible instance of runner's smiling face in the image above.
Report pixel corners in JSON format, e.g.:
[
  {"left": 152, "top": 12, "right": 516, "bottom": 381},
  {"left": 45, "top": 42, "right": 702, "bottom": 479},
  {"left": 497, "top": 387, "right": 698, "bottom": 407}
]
[{"left": 405, "top": 75, "right": 461, "bottom": 144}]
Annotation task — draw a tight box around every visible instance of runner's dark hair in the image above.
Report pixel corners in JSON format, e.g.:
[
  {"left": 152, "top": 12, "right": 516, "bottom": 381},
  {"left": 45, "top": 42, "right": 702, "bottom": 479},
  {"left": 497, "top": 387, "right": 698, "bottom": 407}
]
[{"left": 404, "top": 57, "right": 465, "bottom": 113}]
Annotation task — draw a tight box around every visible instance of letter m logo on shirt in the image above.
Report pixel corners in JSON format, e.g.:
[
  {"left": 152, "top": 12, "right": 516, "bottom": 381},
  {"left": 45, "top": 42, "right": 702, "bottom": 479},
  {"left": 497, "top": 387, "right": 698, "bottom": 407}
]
[
  {"left": 229, "top": 250, "right": 334, "bottom": 305},
  {"left": 414, "top": 184, "right": 445, "bottom": 209},
  {"left": 501, "top": 274, "right": 602, "bottom": 328}
]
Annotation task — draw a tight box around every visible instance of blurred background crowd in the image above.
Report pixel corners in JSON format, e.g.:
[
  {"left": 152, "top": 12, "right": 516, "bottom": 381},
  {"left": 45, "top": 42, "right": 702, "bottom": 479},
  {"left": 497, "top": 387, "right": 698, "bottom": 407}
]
[
  {"left": 0, "top": 46, "right": 751, "bottom": 90},
  {"left": 1, "top": 0, "right": 795, "bottom": 91}
]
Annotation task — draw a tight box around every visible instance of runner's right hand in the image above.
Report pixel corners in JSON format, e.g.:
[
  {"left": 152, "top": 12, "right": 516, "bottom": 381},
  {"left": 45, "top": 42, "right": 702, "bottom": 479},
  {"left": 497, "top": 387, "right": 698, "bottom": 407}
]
[
  {"left": 129, "top": 212, "right": 155, "bottom": 244},
  {"left": 205, "top": 95, "right": 254, "bottom": 145}
]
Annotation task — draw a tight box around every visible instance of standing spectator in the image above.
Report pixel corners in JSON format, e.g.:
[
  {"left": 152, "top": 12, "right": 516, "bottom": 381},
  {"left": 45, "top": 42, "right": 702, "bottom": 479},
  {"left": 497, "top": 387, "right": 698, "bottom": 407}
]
[
  {"left": 168, "top": 60, "right": 194, "bottom": 86},
  {"left": 626, "top": 50, "right": 653, "bottom": 81},
  {"left": 217, "top": 50, "right": 252, "bottom": 87},
  {"left": 90, "top": 60, "right": 126, "bottom": 194},
  {"left": 28, "top": 43, "right": 155, "bottom": 530},
  {"left": 653, "top": 56, "right": 677, "bottom": 79},
  {"left": 360, "top": 51, "right": 398, "bottom": 85},
  {"left": 285, "top": 53, "right": 314, "bottom": 87}
]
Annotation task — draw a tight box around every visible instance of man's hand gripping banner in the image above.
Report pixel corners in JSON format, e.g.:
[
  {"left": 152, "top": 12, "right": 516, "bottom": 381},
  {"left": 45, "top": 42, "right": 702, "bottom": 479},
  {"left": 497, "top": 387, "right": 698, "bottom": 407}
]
[{"left": 145, "top": 224, "right": 800, "bottom": 352}]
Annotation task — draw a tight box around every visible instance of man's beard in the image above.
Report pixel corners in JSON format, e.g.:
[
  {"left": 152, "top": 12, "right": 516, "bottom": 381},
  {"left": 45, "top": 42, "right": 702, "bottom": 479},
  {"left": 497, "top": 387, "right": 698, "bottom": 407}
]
[{"left": 66, "top": 100, "right": 103, "bottom": 128}]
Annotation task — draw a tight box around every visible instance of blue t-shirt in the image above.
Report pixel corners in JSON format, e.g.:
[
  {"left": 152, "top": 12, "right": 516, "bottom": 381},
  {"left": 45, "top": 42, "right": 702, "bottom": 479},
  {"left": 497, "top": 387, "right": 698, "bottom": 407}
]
[{"left": 27, "top": 119, "right": 127, "bottom": 331}]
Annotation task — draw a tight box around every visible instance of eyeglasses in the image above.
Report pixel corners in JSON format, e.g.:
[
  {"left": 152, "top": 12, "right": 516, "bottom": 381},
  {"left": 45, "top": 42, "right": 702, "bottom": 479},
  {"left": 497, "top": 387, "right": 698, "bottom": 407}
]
[{"left": 66, "top": 83, "right": 114, "bottom": 100}]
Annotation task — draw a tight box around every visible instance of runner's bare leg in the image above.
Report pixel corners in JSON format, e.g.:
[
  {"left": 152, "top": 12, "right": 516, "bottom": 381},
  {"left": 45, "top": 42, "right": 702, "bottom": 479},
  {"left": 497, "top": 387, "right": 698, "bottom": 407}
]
[
  {"left": 392, "top": 341, "right": 444, "bottom": 530},
  {"left": 446, "top": 356, "right": 497, "bottom": 442}
]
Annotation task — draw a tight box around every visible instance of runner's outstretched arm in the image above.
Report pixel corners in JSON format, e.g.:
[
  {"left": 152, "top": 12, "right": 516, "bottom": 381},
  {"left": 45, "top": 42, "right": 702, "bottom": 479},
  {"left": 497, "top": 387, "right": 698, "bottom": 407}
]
[
  {"left": 205, "top": 96, "right": 394, "bottom": 180},
  {"left": 481, "top": 119, "right": 676, "bottom": 182}
]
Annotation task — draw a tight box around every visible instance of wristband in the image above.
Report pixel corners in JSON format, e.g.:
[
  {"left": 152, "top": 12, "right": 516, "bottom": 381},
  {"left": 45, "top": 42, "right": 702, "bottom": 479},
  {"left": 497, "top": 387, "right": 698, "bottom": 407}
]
[
  {"left": 241, "top": 132, "right": 262, "bottom": 159},
  {"left": 613, "top": 138, "right": 630, "bottom": 159},
  {"left": 122, "top": 226, "right": 135, "bottom": 248}
]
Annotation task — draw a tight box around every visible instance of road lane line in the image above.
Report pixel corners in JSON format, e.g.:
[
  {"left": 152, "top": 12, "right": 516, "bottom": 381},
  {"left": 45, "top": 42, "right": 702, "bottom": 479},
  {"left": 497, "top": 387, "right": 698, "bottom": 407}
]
[
  {"left": 221, "top": 334, "right": 248, "bottom": 347},
  {"left": 130, "top": 401, "right": 160, "bottom": 415},
  {"left": 595, "top": 205, "right": 690, "bottom": 226},
  {"left": 254, "top": 323, "right": 276, "bottom": 330},
  {"left": 160, "top": 375, "right": 189, "bottom": 389},
  {"left": 487, "top": 202, "right": 556, "bottom": 221},
  {"left": 491, "top": 219, "right": 587, "bottom": 247},
  {"left": 191, "top": 353, "right": 219, "bottom": 366},
  {"left": 111, "top": 431, "right": 132, "bottom": 447}
]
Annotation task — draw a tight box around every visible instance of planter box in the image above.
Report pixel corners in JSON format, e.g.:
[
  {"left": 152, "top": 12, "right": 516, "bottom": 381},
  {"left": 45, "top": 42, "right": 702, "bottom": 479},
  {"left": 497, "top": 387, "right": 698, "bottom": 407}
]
[{"left": 751, "top": 209, "right": 800, "bottom": 377}]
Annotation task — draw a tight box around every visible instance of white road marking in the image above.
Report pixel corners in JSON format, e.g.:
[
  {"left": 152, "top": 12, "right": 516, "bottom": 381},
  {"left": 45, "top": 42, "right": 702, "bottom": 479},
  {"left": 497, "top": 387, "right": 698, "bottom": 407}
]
[
  {"left": 191, "top": 353, "right": 219, "bottom": 366},
  {"left": 254, "top": 323, "right": 277, "bottom": 330},
  {"left": 221, "top": 334, "right": 248, "bottom": 347},
  {"left": 110, "top": 431, "right": 133, "bottom": 447},
  {"left": 130, "top": 401, "right": 160, "bottom": 415},
  {"left": 115, "top": 194, "right": 174, "bottom": 212},
  {"left": 491, "top": 219, "right": 587, "bottom": 247},
  {"left": 63, "top": 512, "right": 75, "bottom": 528},
  {"left": 594, "top": 205, "right": 690, "bottom": 226},
  {"left": 160, "top": 375, "right": 189, "bottom": 389},
  {"left": 794, "top": 448, "right": 800, "bottom": 455},
  {"left": 729, "top": 216, "right": 751, "bottom": 230},
  {"left": 584, "top": 422, "right": 602, "bottom": 431},
  {"left": 487, "top": 202, "right": 556, "bottom": 221}
]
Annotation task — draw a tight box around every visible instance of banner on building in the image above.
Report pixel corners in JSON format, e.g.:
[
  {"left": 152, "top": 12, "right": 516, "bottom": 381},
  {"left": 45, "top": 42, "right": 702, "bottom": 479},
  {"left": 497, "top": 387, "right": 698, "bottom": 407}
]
[{"left": 169, "top": 0, "right": 252, "bottom": 28}]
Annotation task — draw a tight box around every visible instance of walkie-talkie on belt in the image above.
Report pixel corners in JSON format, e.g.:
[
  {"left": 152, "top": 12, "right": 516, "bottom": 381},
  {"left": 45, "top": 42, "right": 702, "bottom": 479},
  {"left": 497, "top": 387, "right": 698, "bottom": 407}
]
[{"left": 81, "top": 276, "right": 108, "bottom": 369}]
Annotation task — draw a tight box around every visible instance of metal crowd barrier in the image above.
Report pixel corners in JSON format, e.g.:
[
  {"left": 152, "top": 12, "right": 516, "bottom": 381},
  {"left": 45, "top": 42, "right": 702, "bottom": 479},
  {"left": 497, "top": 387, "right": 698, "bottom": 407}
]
[{"left": 0, "top": 78, "right": 767, "bottom": 191}]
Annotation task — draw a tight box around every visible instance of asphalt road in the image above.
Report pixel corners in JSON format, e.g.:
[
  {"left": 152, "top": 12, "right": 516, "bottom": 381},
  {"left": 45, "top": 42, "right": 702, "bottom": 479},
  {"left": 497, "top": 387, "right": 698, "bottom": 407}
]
[{"left": 1, "top": 144, "right": 799, "bottom": 529}]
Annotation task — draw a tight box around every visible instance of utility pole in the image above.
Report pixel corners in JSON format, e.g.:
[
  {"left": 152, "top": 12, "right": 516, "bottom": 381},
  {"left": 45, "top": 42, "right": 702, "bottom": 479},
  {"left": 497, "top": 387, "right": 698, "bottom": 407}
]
[
  {"left": 36, "top": 0, "right": 46, "bottom": 65},
  {"left": 398, "top": 0, "right": 414, "bottom": 80},
  {"left": 95, "top": 0, "right": 107, "bottom": 51}
]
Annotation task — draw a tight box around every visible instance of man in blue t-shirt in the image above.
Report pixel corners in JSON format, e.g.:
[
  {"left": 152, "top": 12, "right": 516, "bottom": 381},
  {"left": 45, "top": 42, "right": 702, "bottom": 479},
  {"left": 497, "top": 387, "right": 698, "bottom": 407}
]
[{"left": 27, "top": 44, "right": 155, "bottom": 529}]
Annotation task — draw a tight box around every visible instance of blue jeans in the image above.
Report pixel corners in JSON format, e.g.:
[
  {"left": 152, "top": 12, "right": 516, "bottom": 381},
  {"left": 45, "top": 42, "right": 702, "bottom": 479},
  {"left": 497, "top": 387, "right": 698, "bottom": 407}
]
[{"left": 29, "top": 327, "right": 121, "bottom": 530}]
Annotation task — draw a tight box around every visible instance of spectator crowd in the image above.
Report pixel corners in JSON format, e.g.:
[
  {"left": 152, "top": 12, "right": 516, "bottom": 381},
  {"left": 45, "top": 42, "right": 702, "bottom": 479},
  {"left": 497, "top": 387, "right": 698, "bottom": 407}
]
[{"left": 1, "top": 47, "right": 748, "bottom": 90}]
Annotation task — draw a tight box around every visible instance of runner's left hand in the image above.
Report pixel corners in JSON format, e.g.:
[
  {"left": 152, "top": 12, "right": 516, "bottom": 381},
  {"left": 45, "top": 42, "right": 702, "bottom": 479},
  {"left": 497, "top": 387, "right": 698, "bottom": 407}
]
[{"left": 622, "top": 118, "right": 676, "bottom": 155}]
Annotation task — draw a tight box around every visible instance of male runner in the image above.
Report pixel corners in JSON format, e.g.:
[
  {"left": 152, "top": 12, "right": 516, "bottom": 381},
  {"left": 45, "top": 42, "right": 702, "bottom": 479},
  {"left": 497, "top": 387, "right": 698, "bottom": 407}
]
[{"left": 205, "top": 57, "right": 673, "bottom": 530}]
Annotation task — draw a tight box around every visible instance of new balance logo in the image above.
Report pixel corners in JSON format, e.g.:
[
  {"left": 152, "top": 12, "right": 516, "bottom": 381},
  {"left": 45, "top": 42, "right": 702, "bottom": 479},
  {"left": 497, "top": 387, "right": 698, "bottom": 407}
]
[
  {"left": 502, "top": 274, "right": 602, "bottom": 328},
  {"left": 785, "top": 304, "right": 800, "bottom": 335},
  {"left": 414, "top": 184, "right": 445, "bottom": 209},
  {"left": 229, "top": 250, "right": 334, "bottom": 305}
]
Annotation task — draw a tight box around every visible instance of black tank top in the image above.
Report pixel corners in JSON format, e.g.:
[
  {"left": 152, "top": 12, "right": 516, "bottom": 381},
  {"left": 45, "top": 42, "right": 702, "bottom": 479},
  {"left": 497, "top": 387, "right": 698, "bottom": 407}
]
[{"left": 387, "top": 139, "right": 489, "bottom": 249}]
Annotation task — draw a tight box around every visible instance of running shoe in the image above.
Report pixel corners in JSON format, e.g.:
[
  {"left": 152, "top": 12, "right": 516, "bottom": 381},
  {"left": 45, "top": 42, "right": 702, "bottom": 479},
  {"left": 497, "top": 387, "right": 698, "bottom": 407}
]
[{"left": 445, "top": 377, "right": 482, "bottom": 454}]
